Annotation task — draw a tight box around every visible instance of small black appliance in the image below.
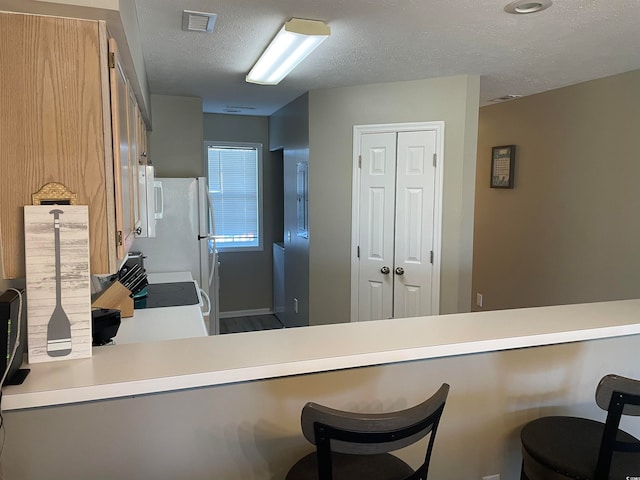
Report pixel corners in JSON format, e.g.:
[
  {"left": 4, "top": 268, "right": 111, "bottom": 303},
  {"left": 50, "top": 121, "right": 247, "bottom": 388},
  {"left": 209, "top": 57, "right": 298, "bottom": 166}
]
[
  {"left": 0, "top": 289, "right": 30, "bottom": 386},
  {"left": 91, "top": 308, "right": 121, "bottom": 346}
]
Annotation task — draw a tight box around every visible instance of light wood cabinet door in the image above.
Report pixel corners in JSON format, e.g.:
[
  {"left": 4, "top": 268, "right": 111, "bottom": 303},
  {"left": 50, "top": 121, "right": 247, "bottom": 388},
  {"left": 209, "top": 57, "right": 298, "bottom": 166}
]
[
  {"left": 138, "top": 112, "right": 149, "bottom": 166},
  {"left": 128, "top": 86, "right": 141, "bottom": 234},
  {"left": 0, "top": 13, "right": 116, "bottom": 278},
  {"left": 108, "top": 38, "right": 136, "bottom": 261}
]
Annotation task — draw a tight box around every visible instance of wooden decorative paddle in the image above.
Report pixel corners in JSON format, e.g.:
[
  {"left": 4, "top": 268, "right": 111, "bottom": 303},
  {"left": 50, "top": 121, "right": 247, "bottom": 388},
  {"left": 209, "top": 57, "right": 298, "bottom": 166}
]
[{"left": 47, "top": 209, "right": 72, "bottom": 357}]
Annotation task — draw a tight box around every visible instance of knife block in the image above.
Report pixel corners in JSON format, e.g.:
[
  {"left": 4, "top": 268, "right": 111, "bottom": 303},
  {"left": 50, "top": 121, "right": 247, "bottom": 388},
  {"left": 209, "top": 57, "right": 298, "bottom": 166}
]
[{"left": 92, "top": 281, "right": 134, "bottom": 318}]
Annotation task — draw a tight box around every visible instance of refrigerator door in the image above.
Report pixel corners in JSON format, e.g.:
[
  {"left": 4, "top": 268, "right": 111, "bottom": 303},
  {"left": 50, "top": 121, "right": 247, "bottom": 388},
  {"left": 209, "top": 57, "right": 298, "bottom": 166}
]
[
  {"left": 133, "top": 177, "right": 202, "bottom": 286},
  {"left": 133, "top": 177, "right": 220, "bottom": 334},
  {"left": 196, "top": 178, "right": 220, "bottom": 334}
]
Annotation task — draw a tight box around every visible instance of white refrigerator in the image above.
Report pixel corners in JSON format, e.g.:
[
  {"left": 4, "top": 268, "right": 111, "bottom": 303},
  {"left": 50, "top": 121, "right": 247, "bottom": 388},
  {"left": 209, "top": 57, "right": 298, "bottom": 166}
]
[{"left": 133, "top": 177, "right": 220, "bottom": 334}]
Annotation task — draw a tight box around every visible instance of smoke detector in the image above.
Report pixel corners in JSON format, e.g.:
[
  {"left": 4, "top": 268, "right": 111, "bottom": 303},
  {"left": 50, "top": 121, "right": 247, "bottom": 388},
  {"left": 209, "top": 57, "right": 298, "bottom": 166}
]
[{"left": 182, "top": 10, "right": 217, "bottom": 33}]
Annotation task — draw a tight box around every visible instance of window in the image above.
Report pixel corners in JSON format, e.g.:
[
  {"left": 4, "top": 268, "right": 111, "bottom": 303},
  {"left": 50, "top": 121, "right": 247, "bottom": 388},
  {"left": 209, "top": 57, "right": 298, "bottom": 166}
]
[{"left": 205, "top": 142, "right": 263, "bottom": 251}]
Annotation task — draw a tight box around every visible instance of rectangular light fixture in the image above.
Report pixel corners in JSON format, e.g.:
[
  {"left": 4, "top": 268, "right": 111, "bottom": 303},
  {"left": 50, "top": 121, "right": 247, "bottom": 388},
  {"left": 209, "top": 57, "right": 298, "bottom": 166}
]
[{"left": 246, "top": 18, "right": 330, "bottom": 86}]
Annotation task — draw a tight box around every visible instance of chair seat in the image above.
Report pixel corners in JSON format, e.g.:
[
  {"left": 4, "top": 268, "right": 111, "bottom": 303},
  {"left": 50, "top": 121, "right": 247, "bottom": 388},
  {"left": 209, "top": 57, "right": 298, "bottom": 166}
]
[
  {"left": 521, "top": 416, "right": 640, "bottom": 480},
  {"left": 285, "top": 451, "right": 415, "bottom": 480}
]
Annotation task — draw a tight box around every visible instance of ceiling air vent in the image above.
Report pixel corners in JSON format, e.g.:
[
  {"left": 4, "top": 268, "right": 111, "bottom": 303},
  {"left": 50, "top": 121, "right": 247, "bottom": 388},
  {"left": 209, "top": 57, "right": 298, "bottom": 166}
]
[{"left": 182, "top": 10, "right": 217, "bottom": 33}]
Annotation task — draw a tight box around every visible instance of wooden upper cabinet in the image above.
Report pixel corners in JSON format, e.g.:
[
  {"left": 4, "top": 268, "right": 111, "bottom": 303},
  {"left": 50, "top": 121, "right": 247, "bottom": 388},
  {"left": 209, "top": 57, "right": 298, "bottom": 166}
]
[
  {"left": 108, "top": 37, "right": 135, "bottom": 260},
  {"left": 0, "top": 12, "right": 133, "bottom": 278},
  {"left": 128, "top": 84, "right": 141, "bottom": 235},
  {"left": 138, "top": 112, "right": 149, "bottom": 166}
]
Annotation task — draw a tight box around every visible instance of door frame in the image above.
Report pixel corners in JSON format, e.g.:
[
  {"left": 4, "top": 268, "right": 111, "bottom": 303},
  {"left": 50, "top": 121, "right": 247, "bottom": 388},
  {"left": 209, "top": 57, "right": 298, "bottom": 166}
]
[{"left": 350, "top": 121, "right": 445, "bottom": 322}]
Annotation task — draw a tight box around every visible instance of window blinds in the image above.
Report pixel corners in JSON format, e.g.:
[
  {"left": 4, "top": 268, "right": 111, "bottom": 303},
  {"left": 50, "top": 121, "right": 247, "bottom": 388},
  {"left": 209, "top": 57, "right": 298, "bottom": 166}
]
[{"left": 207, "top": 145, "right": 259, "bottom": 248}]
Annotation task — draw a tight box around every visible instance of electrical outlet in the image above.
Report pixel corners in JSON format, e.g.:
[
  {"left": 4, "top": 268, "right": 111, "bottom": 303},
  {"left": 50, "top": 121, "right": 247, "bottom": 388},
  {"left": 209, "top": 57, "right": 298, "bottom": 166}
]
[
  {"left": 293, "top": 298, "right": 298, "bottom": 313},
  {"left": 482, "top": 475, "right": 500, "bottom": 480},
  {"left": 476, "top": 293, "right": 483, "bottom": 308}
]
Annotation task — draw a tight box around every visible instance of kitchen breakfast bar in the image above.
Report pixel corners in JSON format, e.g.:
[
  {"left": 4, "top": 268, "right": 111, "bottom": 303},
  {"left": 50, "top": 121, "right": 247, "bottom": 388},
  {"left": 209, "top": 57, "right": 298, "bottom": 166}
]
[
  {"left": 4, "top": 299, "right": 640, "bottom": 411},
  {"left": 2, "top": 300, "right": 640, "bottom": 479}
]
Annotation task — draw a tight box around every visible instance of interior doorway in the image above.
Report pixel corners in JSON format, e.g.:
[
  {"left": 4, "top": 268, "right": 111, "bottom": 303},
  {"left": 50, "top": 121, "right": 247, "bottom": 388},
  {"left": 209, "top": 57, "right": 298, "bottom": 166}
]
[{"left": 351, "top": 122, "right": 444, "bottom": 321}]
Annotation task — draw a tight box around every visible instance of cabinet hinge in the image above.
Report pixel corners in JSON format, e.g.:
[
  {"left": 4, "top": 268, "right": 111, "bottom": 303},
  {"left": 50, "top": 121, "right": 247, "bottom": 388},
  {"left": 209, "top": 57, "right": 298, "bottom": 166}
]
[
  {"left": 433, "top": 153, "right": 437, "bottom": 167},
  {"left": 357, "top": 246, "right": 360, "bottom": 258},
  {"left": 116, "top": 230, "right": 123, "bottom": 246},
  {"left": 358, "top": 155, "right": 362, "bottom": 169},
  {"left": 109, "top": 52, "right": 116, "bottom": 69},
  {"left": 430, "top": 250, "right": 434, "bottom": 264}
]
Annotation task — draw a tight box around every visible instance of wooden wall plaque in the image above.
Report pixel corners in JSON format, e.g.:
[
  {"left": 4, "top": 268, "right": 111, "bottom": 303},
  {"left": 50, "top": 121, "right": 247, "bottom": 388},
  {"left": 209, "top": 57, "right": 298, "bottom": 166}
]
[{"left": 24, "top": 206, "right": 92, "bottom": 363}]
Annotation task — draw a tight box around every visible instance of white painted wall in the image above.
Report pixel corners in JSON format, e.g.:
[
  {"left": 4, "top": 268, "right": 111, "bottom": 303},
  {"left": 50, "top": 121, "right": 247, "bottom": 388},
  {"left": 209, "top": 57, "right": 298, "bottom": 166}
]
[
  {"left": 0, "top": 278, "right": 14, "bottom": 292},
  {"left": 308, "top": 75, "right": 480, "bottom": 324}
]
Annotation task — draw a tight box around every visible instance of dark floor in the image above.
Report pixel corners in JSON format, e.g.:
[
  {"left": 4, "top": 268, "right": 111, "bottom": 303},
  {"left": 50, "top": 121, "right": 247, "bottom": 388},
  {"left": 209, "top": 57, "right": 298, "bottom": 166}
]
[{"left": 220, "top": 314, "right": 285, "bottom": 334}]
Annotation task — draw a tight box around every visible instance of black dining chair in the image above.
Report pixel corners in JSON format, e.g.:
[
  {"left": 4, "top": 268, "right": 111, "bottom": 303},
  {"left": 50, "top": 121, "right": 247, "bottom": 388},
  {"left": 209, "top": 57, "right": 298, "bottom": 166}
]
[
  {"left": 285, "top": 383, "right": 449, "bottom": 480},
  {"left": 520, "top": 373, "right": 640, "bottom": 480}
]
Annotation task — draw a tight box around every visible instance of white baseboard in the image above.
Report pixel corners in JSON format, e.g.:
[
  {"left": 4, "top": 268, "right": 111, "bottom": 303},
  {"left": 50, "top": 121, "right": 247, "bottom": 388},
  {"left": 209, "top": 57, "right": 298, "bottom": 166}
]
[{"left": 219, "top": 308, "right": 273, "bottom": 319}]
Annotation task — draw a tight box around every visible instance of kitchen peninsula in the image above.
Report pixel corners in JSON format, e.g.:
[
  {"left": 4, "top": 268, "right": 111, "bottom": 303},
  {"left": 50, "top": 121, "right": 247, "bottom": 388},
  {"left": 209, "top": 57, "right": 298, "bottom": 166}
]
[
  {"left": 3, "top": 299, "right": 640, "bottom": 480},
  {"left": 4, "top": 298, "right": 640, "bottom": 411}
]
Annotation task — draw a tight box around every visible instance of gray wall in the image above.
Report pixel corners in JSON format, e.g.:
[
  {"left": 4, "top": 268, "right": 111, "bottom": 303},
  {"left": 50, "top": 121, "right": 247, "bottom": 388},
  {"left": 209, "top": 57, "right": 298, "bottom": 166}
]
[
  {"left": 0, "top": 277, "right": 17, "bottom": 292},
  {"left": 308, "top": 75, "right": 480, "bottom": 324},
  {"left": 148, "top": 94, "right": 203, "bottom": 177},
  {"left": 4, "top": 333, "right": 640, "bottom": 479},
  {"left": 270, "top": 94, "right": 310, "bottom": 327},
  {"left": 472, "top": 69, "right": 640, "bottom": 311},
  {"left": 118, "top": 0, "right": 151, "bottom": 122},
  {"left": 203, "top": 114, "right": 282, "bottom": 314}
]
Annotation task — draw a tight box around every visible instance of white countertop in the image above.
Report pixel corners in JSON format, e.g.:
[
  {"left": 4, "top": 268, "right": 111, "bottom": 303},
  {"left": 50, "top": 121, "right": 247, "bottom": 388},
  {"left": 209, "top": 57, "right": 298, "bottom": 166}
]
[
  {"left": 3, "top": 299, "right": 640, "bottom": 411},
  {"left": 114, "top": 303, "right": 207, "bottom": 345},
  {"left": 114, "top": 272, "right": 208, "bottom": 345}
]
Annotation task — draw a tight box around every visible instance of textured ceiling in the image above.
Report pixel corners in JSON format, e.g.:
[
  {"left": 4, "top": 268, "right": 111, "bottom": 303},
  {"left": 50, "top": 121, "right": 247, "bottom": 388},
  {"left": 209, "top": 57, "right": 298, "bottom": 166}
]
[{"left": 134, "top": 0, "right": 640, "bottom": 116}]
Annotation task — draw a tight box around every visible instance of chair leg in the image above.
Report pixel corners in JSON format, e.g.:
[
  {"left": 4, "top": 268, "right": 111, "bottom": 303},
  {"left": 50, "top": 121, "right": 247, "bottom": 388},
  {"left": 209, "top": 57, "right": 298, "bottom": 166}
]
[{"left": 520, "top": 460, "right": 529, "bottom": 480}]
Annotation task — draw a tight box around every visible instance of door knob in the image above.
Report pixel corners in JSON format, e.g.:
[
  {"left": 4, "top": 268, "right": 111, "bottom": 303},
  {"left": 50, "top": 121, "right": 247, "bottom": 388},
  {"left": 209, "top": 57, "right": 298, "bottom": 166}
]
[
  {"left": 380, "top": 266, "right": 390, "bottom": 275},
  {"left": 395, "top": 267, "right": 405, "bottom": 275}
]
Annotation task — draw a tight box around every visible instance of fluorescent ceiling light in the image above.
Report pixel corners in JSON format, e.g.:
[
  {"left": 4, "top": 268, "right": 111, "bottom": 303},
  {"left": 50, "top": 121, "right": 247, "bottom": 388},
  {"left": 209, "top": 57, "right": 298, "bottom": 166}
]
[{"left": 246, "top": 18, "right": 330, "bottom": 86}]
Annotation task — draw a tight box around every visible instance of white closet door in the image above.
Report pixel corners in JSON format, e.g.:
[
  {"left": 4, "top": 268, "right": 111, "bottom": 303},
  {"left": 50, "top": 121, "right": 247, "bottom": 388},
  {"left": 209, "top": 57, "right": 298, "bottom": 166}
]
[
  {"left": 393, "top": 130, "right": 437, "bottom": 318},
  {"left": 357, "top": 132, "right": 397, "bottom": 321},
  {"left": 356, "top": 129, "right": 438, "bottom": 322}
]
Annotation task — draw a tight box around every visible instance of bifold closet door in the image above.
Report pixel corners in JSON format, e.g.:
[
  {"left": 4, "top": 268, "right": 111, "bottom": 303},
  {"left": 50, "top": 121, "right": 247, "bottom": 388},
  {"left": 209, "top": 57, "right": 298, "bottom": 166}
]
[
  {"left": 357, "top": 130, "right": 437, "bottom": 321},
  {"left": 393, "top": 130, "right": 436, "bottom": 318},
  {"left": 358, "top": 132, "right": 397, "bottom": 321}
]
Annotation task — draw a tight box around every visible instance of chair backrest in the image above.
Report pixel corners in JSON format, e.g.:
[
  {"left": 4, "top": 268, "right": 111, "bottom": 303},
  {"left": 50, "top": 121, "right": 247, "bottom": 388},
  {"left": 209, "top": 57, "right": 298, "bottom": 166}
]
[
  {"left": 593, "top": 374, "right": 640, "bottom": 479},
  {"left": 300, "top": 383, "right": 449, "bottom": 480}
]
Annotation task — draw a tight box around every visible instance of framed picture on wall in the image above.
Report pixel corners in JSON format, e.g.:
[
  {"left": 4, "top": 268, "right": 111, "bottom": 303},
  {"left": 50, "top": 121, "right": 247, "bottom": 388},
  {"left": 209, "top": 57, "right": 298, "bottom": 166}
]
[{"left": 490, "top": 145, "right": 515, "bottom": 189}]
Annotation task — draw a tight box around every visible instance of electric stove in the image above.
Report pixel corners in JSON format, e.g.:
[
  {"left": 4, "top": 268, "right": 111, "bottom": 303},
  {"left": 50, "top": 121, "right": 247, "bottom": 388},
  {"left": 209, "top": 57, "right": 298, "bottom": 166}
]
[{"left": 133, "top": 281, "right": 200, "bottom": 309}]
